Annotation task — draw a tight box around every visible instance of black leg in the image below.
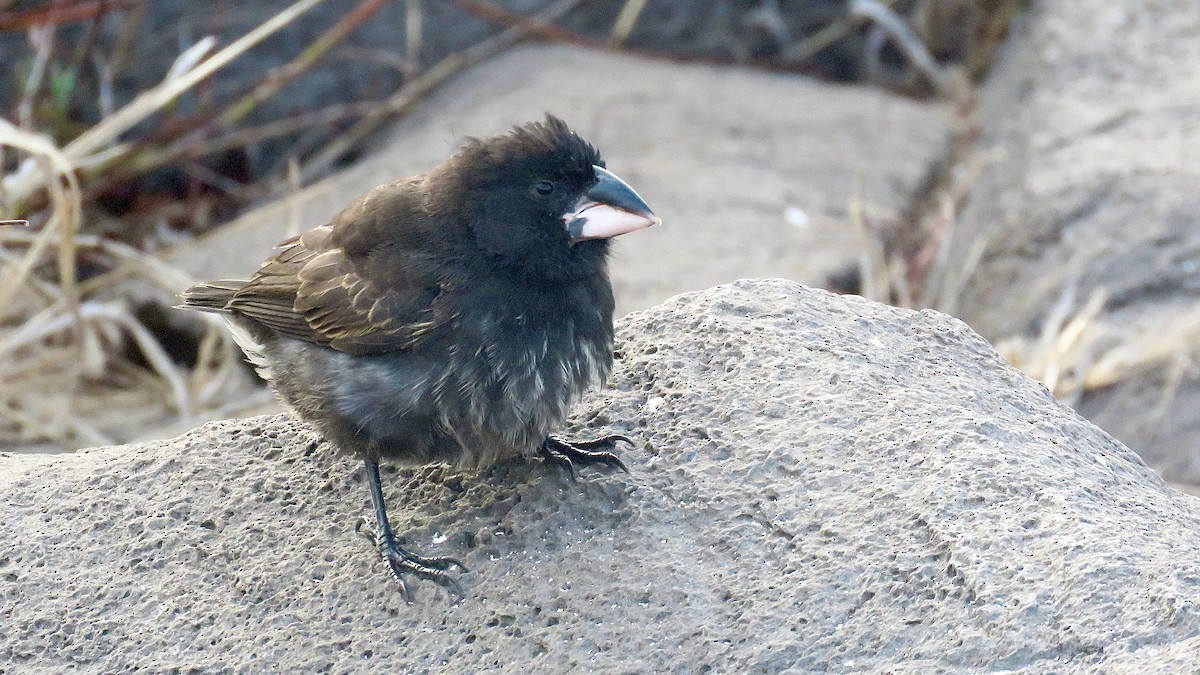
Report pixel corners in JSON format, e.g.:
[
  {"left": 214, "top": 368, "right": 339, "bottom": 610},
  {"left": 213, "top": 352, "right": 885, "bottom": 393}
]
[
  {"left": 539, "top": 434, "right": 633, "bottom": 481},
  {"left": 356, "top": 458, "right": 466, "bottom": 602}
]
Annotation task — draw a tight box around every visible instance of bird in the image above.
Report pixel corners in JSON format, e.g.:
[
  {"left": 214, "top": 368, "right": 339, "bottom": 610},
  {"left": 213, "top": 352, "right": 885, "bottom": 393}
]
[{"left": 179, "top": 115, "right": 659, "bottom": 600}]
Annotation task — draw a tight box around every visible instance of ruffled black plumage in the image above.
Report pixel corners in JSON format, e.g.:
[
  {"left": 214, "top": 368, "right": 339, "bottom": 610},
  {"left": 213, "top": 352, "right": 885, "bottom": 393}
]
[{"left": 179, "top": 116, "right": 657, "bottom": 600}]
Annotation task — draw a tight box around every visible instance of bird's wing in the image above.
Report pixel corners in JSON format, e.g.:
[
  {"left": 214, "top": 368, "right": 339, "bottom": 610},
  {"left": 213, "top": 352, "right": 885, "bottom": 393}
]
[{"left": 227, "top": 203, "right": 450, "bottom": 356}]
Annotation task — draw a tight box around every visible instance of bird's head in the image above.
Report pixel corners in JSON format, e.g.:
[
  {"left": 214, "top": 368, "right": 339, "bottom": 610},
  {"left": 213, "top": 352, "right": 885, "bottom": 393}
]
[{"left": 431, "top": 115, "right": 659, "bottom": 281}]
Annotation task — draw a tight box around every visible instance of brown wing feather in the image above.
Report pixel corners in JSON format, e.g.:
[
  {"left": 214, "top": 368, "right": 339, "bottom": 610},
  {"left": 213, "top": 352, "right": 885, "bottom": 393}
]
[
  {"left": 225, "top": 180, "right": 450, "bottom": 355},
  {"left": 224, "top": 236, "right": 321, "bottom": 341}
]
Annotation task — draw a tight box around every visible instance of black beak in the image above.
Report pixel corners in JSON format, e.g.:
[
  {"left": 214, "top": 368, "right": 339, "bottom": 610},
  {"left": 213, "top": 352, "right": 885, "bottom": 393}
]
[{"left": 565, "top": 166, "right": 660, "bottom": 243}]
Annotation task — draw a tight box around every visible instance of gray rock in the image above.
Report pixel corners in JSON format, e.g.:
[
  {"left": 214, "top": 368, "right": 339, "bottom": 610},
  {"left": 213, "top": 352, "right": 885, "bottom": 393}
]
[
  {"left": 164, "top": 43, "right": 952, "bottom": 315},
  {"left": 947, "top": 1, "right": 1200, "bottom": 480},
  {"left": 4, "top": 279, "right": 1200, "bottom": 672}
]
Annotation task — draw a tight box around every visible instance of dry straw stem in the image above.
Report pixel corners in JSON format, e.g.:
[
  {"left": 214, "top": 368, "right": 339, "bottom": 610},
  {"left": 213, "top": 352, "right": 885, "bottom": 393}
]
[
  {"left": 846, "top": 181, "right": 894, "bottom": 306},
  {"left": 782, "top": 0, "right": 962, "bottom": 96},
  {"left": 219, "top": 0, "right": 386, "bottom": 129},
  {"left": 850, "top": 141, "right": 996, "bottom": 313},
  {"left": 126, "top": 0, "right": 383, "bottom": 181},
  {"left": 610, "top": 0, "right": 649, "bottom": 44},
  {"left": 0, "top": 119, "right": 82, "bottom": 317},
  {"left": 917, "top": 145, "right": 1001, "bottom": 314},
  {"left": 1, "top": 0, "right": 329, "bottom": 448},
  {"left": 303, "top": 0, "right": 585, "bottom": 180},
  {"left": 4, "top": 0, "right": 329, "bottom": 210},
  {"left": 996, "top": 281, "right": 1200, "bottom": 406},
  {"left": 782, "top": 0, "right": 902, "bottom": 65}
]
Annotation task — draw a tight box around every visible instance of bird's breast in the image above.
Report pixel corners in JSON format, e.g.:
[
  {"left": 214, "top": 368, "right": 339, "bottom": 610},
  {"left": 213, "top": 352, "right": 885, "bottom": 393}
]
[{"left": 432, "top": 301, "right": 614, "bottom": 461}]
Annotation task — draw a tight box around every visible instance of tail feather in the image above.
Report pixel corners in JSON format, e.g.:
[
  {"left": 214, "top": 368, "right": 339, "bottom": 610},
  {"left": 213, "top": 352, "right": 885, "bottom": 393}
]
[
  {"left": 178, "top": 279, "right": 275, "bottom": 380},
  {"left": 178, "top": 280, "right": 247, "bottom": 313}
]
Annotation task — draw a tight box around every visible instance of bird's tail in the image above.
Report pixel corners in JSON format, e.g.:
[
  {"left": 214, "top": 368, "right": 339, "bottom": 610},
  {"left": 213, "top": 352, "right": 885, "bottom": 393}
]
[{"left": 177, "top": 280, "right": 247, "bottom": 313}]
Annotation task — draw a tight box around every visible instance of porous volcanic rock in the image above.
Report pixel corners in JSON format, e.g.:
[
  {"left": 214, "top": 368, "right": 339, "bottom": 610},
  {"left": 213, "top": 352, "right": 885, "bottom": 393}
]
[{"left": 4, "top": 280, "right": 1199, "bottom": 673}]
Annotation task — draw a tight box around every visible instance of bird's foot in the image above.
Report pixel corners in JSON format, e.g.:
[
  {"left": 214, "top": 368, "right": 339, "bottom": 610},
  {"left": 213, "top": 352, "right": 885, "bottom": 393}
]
[
  {"left": 539, "top": 434, "right": 632, "bottom": 481},
  {"left": 355, "top": 515, "right": 467, "bottom": 603}
]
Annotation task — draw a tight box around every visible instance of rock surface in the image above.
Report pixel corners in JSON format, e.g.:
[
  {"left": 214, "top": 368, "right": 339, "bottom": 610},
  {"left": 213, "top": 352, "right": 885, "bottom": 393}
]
[
  {"left": 5, "top": 279, "right": 1200, "bottom": 673},
  {"left": 948, "top": 0, "right": 1200, "bottom": 481},
  {"left": 164, "top": 43, "right": 951, "bottom": 315}
]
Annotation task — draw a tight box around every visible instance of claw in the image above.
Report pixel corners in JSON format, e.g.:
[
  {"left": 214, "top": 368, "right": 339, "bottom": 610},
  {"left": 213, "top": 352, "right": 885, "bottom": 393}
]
[
  {"left": 356, "top": 514, "right": 465, "bottom": 603},
  {"left": 538, "top": 444, "right": 577, "bottom": 480},
  {"left": 572, "top": 434, "right": 635, "bottom": 450},
  {"left": 606, "top": 454, "right": 630, "bottom": 474},
  {"left": 539, "top": 434, "right": 632, "bottom": 478}
]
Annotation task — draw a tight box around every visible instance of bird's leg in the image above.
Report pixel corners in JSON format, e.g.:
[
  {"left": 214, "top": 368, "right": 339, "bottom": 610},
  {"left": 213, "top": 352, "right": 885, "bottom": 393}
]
[
  {"left": 539, "top": 434, "right": 632, "bottom": 481},
  {"left": 356, "top": 458, "right": 466, "bottom": 602}
]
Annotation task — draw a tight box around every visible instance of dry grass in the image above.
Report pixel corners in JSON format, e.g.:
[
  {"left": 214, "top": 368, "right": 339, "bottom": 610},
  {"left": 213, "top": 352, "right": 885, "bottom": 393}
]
[
  {"left": 0, "top": 0, "right": 328, "bottom": 448},
  {"left": 996, "top": 286, "right": 1200, "bottom": 408}
]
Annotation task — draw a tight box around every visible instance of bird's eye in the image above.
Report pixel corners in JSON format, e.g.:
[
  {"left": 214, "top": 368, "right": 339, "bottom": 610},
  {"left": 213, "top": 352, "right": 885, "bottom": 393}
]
[{"left": 533, "top": 180, "right": 555, "bottom": 197}]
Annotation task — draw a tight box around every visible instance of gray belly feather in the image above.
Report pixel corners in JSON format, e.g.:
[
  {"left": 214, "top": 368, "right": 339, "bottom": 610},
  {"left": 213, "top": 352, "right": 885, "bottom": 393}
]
[{"left": 235, "top": 312, "right": 612, "bottom": 469}]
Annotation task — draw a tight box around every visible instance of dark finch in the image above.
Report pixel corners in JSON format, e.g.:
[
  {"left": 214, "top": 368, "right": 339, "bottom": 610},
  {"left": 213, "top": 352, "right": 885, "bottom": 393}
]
[{"left": 180, "top": 116, "right": 658, "bottom": 600}]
